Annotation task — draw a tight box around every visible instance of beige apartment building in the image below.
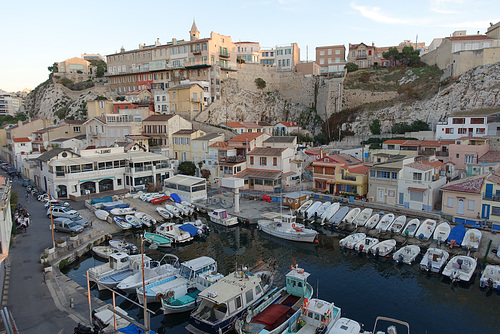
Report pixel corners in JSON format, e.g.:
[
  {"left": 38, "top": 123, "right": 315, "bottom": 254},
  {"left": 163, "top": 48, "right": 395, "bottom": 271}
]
[
  {"left": 172, "top": 129, "right": 205, "bottom": 161},
  {"left": 87, "top": 99, "right": 114, "bottom": 118},
  {"left": 235, "top": 42, "right": 260, "bottom": 63},
  {"left": 347, "top": 42, "right": 405, "bottom": 68},
  {"left": 276, "top": 43, "right": 300, "bottom": 72},
  {"left": 315, "top": 45, "right": 346, "bottom": 75},
  {"left": 168, "top": 83, "right": 204, "bottom": 120},
  {"left": 142, "top": 114, "right": 192, "bottom": 157}
]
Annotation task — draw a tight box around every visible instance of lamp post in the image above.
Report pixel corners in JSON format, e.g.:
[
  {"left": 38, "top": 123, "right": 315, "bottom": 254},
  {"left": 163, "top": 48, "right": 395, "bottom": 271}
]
[{"left": 140, "top": 234, "right": 151, "bottom": 334}]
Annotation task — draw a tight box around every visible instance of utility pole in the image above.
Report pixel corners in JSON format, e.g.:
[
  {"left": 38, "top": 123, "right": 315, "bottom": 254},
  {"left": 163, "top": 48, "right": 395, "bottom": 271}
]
[{"left": 325, "top": 106, "right": 330, "bottom": 142}]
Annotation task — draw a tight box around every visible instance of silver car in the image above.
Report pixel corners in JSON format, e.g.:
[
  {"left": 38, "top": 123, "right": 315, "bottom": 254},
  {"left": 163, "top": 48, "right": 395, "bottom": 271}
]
[
  {"left": 47, "top": 206, "right": 80, "bottom": 219},
  {"left": 53, "top": 218, "right": 84, "bottom": 234}
]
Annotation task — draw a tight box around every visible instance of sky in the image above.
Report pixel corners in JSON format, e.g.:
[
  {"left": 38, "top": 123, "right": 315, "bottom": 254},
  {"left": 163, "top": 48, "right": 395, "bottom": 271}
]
[{"left": 1, "top": 0, "right": 499, "bottom": 92}]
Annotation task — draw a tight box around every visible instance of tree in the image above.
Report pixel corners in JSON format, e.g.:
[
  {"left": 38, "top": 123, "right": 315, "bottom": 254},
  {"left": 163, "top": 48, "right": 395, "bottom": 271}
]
[
  {"left": 201, "top": 169, "right": 211, "bottom": 180},
  {"left": 382, "top": 47, "right": 400, "bottom": 66},
  {"left": 90, "top": 60, "right": 107, "bottom": 77},
  {"left": 254, "top": 78, "right": 266, "bottom": 90},
  {"left": 345, "top": 62, "right": 359, "bottom": 73},
  {"left": 410, "top": 120, "right": 429, "bottom": 131},
  {"left": 369, "top": 119, "right": 381, "bottom": 135},
  {"left": 178, "top": 161, "right": 196, "bottom": 176},
  {"left": 392, "top": 122, "right": 410, "bottom": 134},
  {"left": 47, "top": 62, "right": 58, "bottom": 73},
  {"left": 314, "top": 133, "right": 328, "bottom": 145},
  {"left": 400, "top": 46, "right": 420, "bottom": 66}
]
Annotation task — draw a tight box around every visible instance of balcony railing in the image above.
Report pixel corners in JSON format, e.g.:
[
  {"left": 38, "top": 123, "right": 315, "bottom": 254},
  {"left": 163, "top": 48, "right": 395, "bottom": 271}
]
[
  {"left": 219, "top": 52, "right": 230, "bottom": 58},
  {"left": 356, "top": 55, "right": 367, "bottom": 59},
  {"left": 341, "top": 175, "right": 357, "bottom": 181},
  {"left": 483, "top": 193, "right": 500, "bottom": 202},
  {"left": 436, "top": 151, "right": 449, "bottom": 157}
]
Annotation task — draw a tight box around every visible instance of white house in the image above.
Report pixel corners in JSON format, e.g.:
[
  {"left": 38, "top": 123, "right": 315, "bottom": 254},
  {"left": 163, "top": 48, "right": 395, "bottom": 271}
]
[
  {"left": 435, "top": 108, "right": 500, "bottom": 140},
  {"left": 274, "top": 122, "right": 301, "bottom": 136}
]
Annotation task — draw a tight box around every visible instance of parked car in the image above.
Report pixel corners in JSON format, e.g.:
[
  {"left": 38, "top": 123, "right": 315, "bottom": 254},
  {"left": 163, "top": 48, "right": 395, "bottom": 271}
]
[
  {"left": 67, "top": 215, "right": 90, "bottom": 228},
  {"left": 22, "top": 179, "right": 30, "bottom": 187},
  {"left": 47, "top": 206, "right": 80, "bottom": 219},
  {"left": 1, "top": 163, "right": 9, "bottom": 171},
  {"left": 6, "top": 167, "right": 20, "bottom": 177},
  {"left": 53, "top": 218, "right": 84, "bottom": 234},
  {"left": 44, "top": 200, "right": 70, "bottom": 209}
]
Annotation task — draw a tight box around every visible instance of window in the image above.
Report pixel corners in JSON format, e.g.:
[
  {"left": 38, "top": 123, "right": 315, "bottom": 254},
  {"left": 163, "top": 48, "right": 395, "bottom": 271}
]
[
  {"left": 73, "top": 126, "right": 81, "bottom": 133},
  {"left": 468, "top": 200, "right": 475, "bottom": 211},
  {"left": 391, "top": 172, "right": 398, "bottom": 179},
  {"left": 458, "top": 128, "right": 466, "bottom": 134},
  {"left": 452, "top": 118, "right": 465, "bottom": 124},
  {"left": 250, "top": 156, "right": 254, "bottom": 165},
  {"left": 465, "top": 154, "right": 475, "bottom": 164},
  {"left": 260, "top": 157, "right": 267, "bottom": 165},
  {"left": 445, "top": 128, "right": 454, "bottom": 134},
  {"left": 335, "top": 50, "right": 340, "bottom": 55},
  {"left": 447, "top": 197, "right": 454, "bottom": 208},
  {"left": 273, "top": 157, "right": 277, "bottom": 166},
  {"left": 476, "top": 128, "right": 485, "bottom": 134},
  {"left": 319, "top": 51, "right": 325, "bottom": 56},
  {"left": 370, "top": 170, "right": 375, "bottom": 177},
  {"left": 492, "top": 206, "right": 500, "bottom": 216},
  {"left": 470, "top": 118, "right": 484, "bottom": 124},
  {"left": 235, "top": 296, "right": 242, "bottom": 309},
  {"left": 245, "top": 290, "right": 253, "bottom": 303},
  {"left": 376, "top": 171, "right": 390, "bottom": 179},
  {"left": 413, "top": 173, "right": 422, "bottom": 181}
]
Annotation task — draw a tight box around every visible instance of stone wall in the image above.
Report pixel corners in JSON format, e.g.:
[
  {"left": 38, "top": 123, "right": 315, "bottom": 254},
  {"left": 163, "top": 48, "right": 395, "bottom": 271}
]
[{"left": 342, "top": 89, "right": 399, "bottom": 110}]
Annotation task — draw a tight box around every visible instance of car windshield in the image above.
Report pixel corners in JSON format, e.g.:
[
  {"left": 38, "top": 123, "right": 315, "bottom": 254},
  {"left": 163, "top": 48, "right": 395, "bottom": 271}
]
[
  {"left": 67, "top": 222, "right": 78, "bottom": 228},
  {"left": 70, "top": 216, "right": 81, "bottom": 221}
]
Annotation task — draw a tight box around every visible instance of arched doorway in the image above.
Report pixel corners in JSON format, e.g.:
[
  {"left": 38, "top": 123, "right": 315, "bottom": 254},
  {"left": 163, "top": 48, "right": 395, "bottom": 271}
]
[
  {"left": 80, "top": 181, "right": 96, "bottom": 195},
  {"left": 99, "top": 179, "right": 114, "bottom": 193}
]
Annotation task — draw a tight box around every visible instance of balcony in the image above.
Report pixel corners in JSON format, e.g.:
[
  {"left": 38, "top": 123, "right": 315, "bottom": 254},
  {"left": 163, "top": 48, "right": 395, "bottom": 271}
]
[
  {"left": 192, "top": 49, "right": 201, "bottom": 55},
  {"left": 356, "top": 55, "right": 367, "bottom": 59},
  {"left": 341, "top": 175, "right": 357, "bottom": 181},
  {"left": 483, "top": 193, "right": 500, "bottom": 202},
  {"left": 436, "top": 151, "right": 449, "bottom": 157},
  {"left": 219, "top": 52, "right": 230, "bottom": 59}
]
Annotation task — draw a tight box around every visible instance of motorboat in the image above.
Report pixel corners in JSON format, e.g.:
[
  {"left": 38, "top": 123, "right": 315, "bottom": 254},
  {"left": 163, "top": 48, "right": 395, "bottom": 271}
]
[
  {"left": 389, "top": 215, "right": 407, "bottom": 233},
  {"left": 442, "top": 255, "right": 477, "bottom": 282},
  {"left": 370, "top": 239, "right": 397, "bottom": 256},
  {"left": 88, "top": 252, "right": 152, "bottom": 290},
  {"left": 92, "top": 246, "right": 119, "bottom": 260},
  {"left": 353, "top": 208, "right": 373, "bottom": 227},
  {"left": 181, "top": 201, "right": 197, "bottom": 212},
  {"left": 164, "top": 204, "right": 182, "bottom": 217},
  {"left": 327, "top": 317, "right": 361, "bottom": 334},
  {"left": 296, "top": 200, "right": 312, "bottom": 216},
  {"left": 375, "top": 213, "right": 395, "bottom": 232},
  {"left": 433, "top": 222, "right": 451, "bottom": 243},
  {"left": 304, "top": 201, "right": 322, "bottom": 219},
  {"left": 208, "top": 209, "right": 238, "bottom": 227},
  {"left": 320, "top": 202, "right": 339, "bottom": 223},
  {"left": 150, "top": 195, "right": 171, "bottom": 205},
  {"left": 280, "top": 298, "right": 342, "bottom": 334},
  {"left": 186, "top": 265, "right": 274, "bottom": 334},
  {"left": 135, "top": 211, "right": 157, "bottom": 227},
  {"left": 366, "top": 316, "right": 410, "bottom": 334},
  {"left": 364, "top": 213, "right": 380, "bottom": 229},
  {"left": 124, "top": 214, "right": 143, "bottom": 228},
  {"left": 116, "top": 254, "right": 180, "bottom": 293},
  {"left": 393, "top": 245, "right": 420, "bottom": 265},
  {"left": 258, "top": 215, "right": 318, "bottom": 243},
  {"left": 92, "top": 305, "right": 130, "bottom": 331},
  {"left": 113, "top": 216, "right": 133, "bottom": 230},
  {"left": 314, "top": 202, "right": 331, "bottom": 220},
  {"left": 156, "top": 223, "right": 193, "bottom": 243},
  {"left": 402, "top": 218, "right": 420, "bottom": 237},
  {"left": 327, "top": 206, "right": 350, "bottom": 226},
  {"left": 415, "top": 219, "right": 437, "bottom": 240},
  {"left": 479, "top": 265, "right": 500, "bottom": 290},
  {"left": 355, "top": 237, "right": 379, "bottom": 253},
  {"left": 236, "top": 265, "right": 314, "bottom": 334},
  {"left": 342, "top": 207, "right": 360, "bottom": 224},
  {"left": 94, "top": 209, "right": 109, "bottom": 221},
  {"left": 461, "top": 228, "right": 482, "bottom": 250},
  {"left": 447, "top": 224, "right": 466, "bottom": 248},
  {"left": 159, "top": 257, "right": 224, "bottom": 314},
  {"left": 339, "top": 233, "right": 366, "bottom": 249},
  {"left": 143, "top": 232, "right": 172, "bottom": 248},
  {"left": 156, "top": 207, "right": 173, "bottom": 219},
  {"left": 174, "top": 202, "right": 193, "bottom": 216},
  {"left": 419, "top": 248, "right": 450, "bottom": 273},
  {"left": 179, "top": 222, "right": 208, "bottom": 238},
  {"left": 109, "top": 240, "right": 138, "bottom": 254},
  {"left": 110, "top": 207, "right": 136, "bottom": 216}
]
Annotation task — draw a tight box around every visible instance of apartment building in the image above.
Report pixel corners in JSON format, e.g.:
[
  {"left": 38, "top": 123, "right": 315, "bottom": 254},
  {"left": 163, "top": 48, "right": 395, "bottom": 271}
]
[
  {"left": 0, "top": 93, "right": 21, "bottom": 116},
  {"left": 347, "top": 42, "right": 404, "bottom": 68},
  {"left": 141, "top": 114, "right": 192, "bottom": 156},
  {"left": 169, "top": 83, "right": 204, "bottom": 120},
  {"left": 0, "top": 178, "right": 13, "bottom": 267},
  {"left": 87, "top": 99, "right": 114, "bottom": 118},
  {"left": 315, "top": 45, "right": 346, "bottom": 75},
  {"left": 435, "top": 108, "right": 500, "bottom": 140},
  {"left": 448, "top": 137, "right": 490, "bottom": 170},
  {"left": 172, "top": 129, "right": 205, "bottom": 161},
  {"left": 259, "top": 48, "right": 275, "bottom": 66},
  {"left": 368, "top": 158, "right": 406, "bottom": 205},
  {"left": 276, "top": 43, "right": 300, "bottom": 72},
  {"left": 235, "top": 42, "right": 260, "bottom": 63},
  {"left": 441, "top": 175, "right": 485, "bottom": 225}
]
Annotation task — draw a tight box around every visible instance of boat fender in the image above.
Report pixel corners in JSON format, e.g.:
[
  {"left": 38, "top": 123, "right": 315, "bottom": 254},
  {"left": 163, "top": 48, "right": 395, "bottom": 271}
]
[{"left": 156, "top": 293, "right": 165, "bottom": 302}]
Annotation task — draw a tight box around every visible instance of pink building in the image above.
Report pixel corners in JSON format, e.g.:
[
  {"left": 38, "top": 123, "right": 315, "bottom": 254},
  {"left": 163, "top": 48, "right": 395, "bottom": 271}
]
[{"left": 448, "top": 137, "right": 490, "bottom": 170}]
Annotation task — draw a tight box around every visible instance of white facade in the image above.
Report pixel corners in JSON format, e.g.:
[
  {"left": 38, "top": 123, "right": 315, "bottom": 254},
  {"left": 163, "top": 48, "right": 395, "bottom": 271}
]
[
  {"left": 275, "top": 43, "right": 299, "bottom": 72},
  {"left": 436, "top": 113, "right": 500, "bottom": 140},
  {"left": 163, "top": 174, "right": 207, "bottom": 202},
  {"left": 0, "top": 181, "right": 13, "bottom": 264},
  {"left": 153, "top": 89, "right": 170, "bottom": 114},
  {"left": 85, "top": 110, "right": 145, "bottom": 147}
]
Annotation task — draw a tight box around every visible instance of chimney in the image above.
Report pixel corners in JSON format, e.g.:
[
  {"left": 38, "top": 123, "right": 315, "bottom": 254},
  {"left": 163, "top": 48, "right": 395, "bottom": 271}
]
[{"left": 172, "top": 38, "right": 177, "bottom": 44}]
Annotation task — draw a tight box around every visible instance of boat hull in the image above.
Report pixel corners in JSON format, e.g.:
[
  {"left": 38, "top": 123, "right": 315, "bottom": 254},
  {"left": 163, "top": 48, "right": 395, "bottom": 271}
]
[{"left": 258, "top": 221, "right": 317, "bottom": 243}]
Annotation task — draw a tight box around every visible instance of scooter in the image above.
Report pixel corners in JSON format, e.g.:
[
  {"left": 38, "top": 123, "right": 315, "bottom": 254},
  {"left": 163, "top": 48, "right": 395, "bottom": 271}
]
[{"left": 73, "top": 322, "right": 106, "bottom": 334}]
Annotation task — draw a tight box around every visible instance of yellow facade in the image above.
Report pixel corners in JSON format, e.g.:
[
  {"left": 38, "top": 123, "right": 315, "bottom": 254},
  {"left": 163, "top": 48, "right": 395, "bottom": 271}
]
[
  {"left": 335, "top": 168, "right": 368, "bottom": 196},
  {"left": 169, "top": 84, "right": 204, "bottom": 121},
  {"left": 172, "top": 129, "right": 205, "bottom": 162},
  {"left": 87, "top": 100, "right": 114, "bottom": 118}
]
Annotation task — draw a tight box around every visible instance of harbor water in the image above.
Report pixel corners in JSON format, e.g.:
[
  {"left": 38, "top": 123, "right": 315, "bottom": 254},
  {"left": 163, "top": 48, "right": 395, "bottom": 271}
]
[{"left": 64, "top": 218, "right": 500, "bottom": 334}]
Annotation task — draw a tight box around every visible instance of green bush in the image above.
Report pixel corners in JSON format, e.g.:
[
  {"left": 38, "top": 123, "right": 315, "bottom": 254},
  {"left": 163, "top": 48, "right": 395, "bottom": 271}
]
[{"left": 345, "top": 62, "right": 359, "bottom": 73}]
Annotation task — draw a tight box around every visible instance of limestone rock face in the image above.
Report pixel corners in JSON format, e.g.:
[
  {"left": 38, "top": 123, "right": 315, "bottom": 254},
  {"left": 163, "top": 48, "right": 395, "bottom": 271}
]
[{"left": 350, "top": 63, "right": 500, "bottom": 134}]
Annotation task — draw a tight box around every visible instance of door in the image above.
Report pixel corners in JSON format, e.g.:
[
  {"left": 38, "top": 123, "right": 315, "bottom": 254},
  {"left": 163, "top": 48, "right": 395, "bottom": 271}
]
[
  {"left": 485, "top": 183, "right": 493, "bottom": 199},
  {"left": 482, "top": 204, "right": 490, "bottom": 219},
  {"left": 457, "top": 198, "right": 465, "bottom": 214},
  {"left": 378, "top": 189, "right": 385, "bottom": 203},
  {"left": 399, "top": 192, "right": 404, "bottom": 205}
]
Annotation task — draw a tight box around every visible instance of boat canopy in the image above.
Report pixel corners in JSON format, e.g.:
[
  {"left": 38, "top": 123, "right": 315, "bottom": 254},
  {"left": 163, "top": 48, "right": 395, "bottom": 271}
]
[
  {"left": 179, "top": 223, "right": 199, "bottom": 237},
  {"left": 286, "top": 266, "right": 310, "bottom": 297},
  {"left": 91, "top": 196, "right": 113, "bottom": 204},
  {"left": 170, "top": 193, "right": 181, "bottom": 203},
  {"left": 447, "top": 224, "right": 466, "bottom": 244}
]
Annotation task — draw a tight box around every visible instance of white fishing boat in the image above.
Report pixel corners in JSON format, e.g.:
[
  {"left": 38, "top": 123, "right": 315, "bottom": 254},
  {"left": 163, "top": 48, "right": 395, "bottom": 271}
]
[
  {"left": 402, "top": 218, "right": 421, "bottom": 237},
  {"left": 94, "top": 209, "right": 109, "bottom": 221},
  {"left": 88, "top": 252, "right": 152, "bottom": 290},
  {"left": 165, "top": 203, "right": 182, "bottom": 217},
  {"left": 116, "top": 254, "right": 180, "bottom": 293},
  {"left": 92, "top": 305, "right": 130, "bottom": 331},
  {"left": 92, "top": 246, "right": 119, "bottom": 260},
  {"left": 209, "top": 209, "right": 238, "bottom": 227},
  {"left": 156, "top": 207, "right": 173, "bottom": 219},
  {"left": 235, "top": 265, "right": 314, "bottom": 334},
  {"left": 156, "top": 222, "right": 193, "bottom": 243},
  {"left": 375, "top": 213, "right": 395, "bottom": 232},
  {"left": 258, "top": 215, "right": 318, "bottom": 243},
  {"left": 442, "top": 255, "right": 477, "bottom": 282},
  {"left": 393, "top": 245, "right": 421, "bottom": 265},
  {"left": 328, "top": 317, "right": 362, "bottom": 334},
  {"left": 296, "top": 200, "right": 312, "bottom": 216},
  {"left": 479, "top": 265, "right": 500, "bottom": 290},
  {"left": 304, "top": 201, "right": 322, "bottom": 219},
  {"left": 135, "top": 211, "right": 157, "bottom": 227},
  {"left": 113, "top": 216, "right": 133, "bottom": 230},
  {"left": 433, "top": 222, "right": 451, "bottom": 243},
  {"left": 174, "top": 202, "right": 193, "bottom": 216},
  {"left": 353, "top": 208, "right": 373, "bottom": 227},
  {"left": 370, "top": 239, "right": 397, "bottom": 257},
  {"left": 124, "top": 214, "right": 143, "bottom": 228},
  {"left": 364, "top": 213, "right": 380, "bottom": 229},
  {"left": 281, "top": 297, "right": 342, "bottom": 334},
  {"left": 415, "top": 219, "right": 436, "bottom": 240},
  {"left": 109, "top": 240, "right": 138, "bottom": 254},
  {"left": 314, "top": 202, "right": 331, "bottom": 220},
  {"left": 419, "top": 248, "right": 450, "bottom": 273},
  {"left": 342, "top": 207, "right": 361, "bottom": 224},
  {"left": 355, "top": 237, "right": 379, "bottom": 253},
  {"left": 339, "top": 233, "right": 366, "bottom": 249},
  {"left": 181, "top": 200, "right": 197, "bottom": 212},
  {"left": 110, "top": 207, "right": 136, "bottom": 216},
  {"left": 186, "top": 265, "right": 274, "bottom": 334},
  {"left": 327, "top": 206, "right": 349, "bottom": 226},
  {"left": 461, "top": 228, "right": 482, "bottom": 250},
  {"left": 320, "top": 202, "right": 339, "bottom": 223},
  {"left": 389, "top": 215, "right": 407, "bottom": 233}
]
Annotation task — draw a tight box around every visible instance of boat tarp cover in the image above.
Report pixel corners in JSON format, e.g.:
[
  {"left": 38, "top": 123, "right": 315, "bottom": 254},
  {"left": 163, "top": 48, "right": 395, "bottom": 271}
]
[
  {"left": 179, "top": 223, "right": 198, "bottom": 236},
  {"left": 252, "top": 304, "right": 292, "bottom": 330},
  {"left": 117, "top": 324, "right": 156, "bottom": 334},
  {"left": 170, "top": 193, "right": 181, "bottom": 203},
  {"left": 91, "top": 196, "right": 113, "bottom": 204},
  {"left": 447, "top": 224, "right": 466, "bottom": 244}
]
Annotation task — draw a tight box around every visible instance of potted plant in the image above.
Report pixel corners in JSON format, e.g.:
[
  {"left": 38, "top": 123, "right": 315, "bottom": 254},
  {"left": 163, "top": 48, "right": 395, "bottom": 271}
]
[
  {"left": 40, "top": 253, "right": 49, "bottom": 264},
  {"left": 56, "top": 238, "right": 67, "bottom": 248},
  {"left": 45, "top": 246, "right": 56, "bottom": 254},
  {"left": 42, "top": 260, "right": 52, "bottom": 273},
  {"left": 69, "top": 232, "right": 78, "bottom": 241}
]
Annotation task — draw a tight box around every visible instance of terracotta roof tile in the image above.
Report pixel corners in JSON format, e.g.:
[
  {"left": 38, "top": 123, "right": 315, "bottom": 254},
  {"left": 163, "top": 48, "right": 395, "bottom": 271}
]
[
  {"left": 229, "top": 132, "right": 266, "bottom": 142},
  {"left": 441, "top": 175, "right": 486, "bottom": 194},
  {"left": 143, "top": 114, "right": 175, "bottom": 122},
  {"left": 248, "top": 147, "right": 286, "bottom": 156},
  {"left": 278, "top": 121, "right": 299, "bottom": 127},
  {"left": 383, "top": 139, "right": 406, "bottom": 145},
  {"left": 12, "top": 137, "right": 31, "bottom": 143},
  {"left": 405, "top": 161, "right": 434, "bottom": 171},
  {"left": 209, "top": 142, "right": 228, "bottom": 148}
]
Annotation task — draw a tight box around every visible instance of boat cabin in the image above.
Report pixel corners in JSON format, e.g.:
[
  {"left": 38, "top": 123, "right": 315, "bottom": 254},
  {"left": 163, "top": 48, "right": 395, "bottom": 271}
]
[
  {"left": 212, "top": 209, "right": 228, "bottom": 220},
  {"left": 180, "top": 256, "right": 221, "bottom": 287},
  {"left": 157, "top": 223, "right": 179, "bottom": 234},
  {"left": 286, "top": 266, "right": 310, "bottom": 297},
  {"left": 108, "top": 252, "right": 131, "bottom": 270}
]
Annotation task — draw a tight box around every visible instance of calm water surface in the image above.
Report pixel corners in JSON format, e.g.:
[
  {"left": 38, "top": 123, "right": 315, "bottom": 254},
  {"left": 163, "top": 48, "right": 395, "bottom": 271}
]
[{"left": 65, "top": 218, "right": 500, "bottom": 334}]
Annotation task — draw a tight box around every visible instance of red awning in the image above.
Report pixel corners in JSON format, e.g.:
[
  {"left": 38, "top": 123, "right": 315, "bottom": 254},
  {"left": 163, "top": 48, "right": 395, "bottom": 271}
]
[{"left": 408, "top": 187, "right": 425, "bottom": 192}]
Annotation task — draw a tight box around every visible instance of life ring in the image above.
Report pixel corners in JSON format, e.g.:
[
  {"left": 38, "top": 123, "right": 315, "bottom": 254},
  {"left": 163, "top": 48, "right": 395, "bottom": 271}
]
[{"left": 292, "top": 223, "right": 296, "bottom": 228}]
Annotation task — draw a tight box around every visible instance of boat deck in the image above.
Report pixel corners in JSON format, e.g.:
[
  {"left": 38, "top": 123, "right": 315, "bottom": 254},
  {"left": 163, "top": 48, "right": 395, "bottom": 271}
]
[
  {"left": 248, "top": 295, "right": 299, "bottom": 332},
  {"left": 100, "top": 269, "right": 132, "bottom": 284}
]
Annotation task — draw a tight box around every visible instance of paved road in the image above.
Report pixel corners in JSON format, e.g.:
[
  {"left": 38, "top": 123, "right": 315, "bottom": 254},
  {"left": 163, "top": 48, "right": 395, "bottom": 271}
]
[{"left": 5, "top": 175, "right": 79, "bottom": 334}]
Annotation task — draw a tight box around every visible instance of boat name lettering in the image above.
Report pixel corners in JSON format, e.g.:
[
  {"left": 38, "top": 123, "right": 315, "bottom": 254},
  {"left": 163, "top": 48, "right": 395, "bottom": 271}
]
[{"left": 220, "top": 278, "right": 247, "bottom": 288}]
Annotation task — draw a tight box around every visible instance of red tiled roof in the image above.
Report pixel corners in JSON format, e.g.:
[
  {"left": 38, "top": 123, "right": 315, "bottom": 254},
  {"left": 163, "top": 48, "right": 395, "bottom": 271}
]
[
  {"left": 143, "top": 114, "right": 175, "bottom": 122},
  {"left": 441, "top": 175, "right": 486, "bottom": 194},
  {"left": 209, "top": 142, "right": 228, "bottom": 148},
  {"left": 173, "top": 129, "right": 197, "bottom": 135},
  {"left": 347, "top": 164, "right": 370, "bottom": 174},
  {"left": 405, "top": 161, "right": 434, "bottom": 171},
  {"left": 383, "top": 139, "right": 406, "bottom": 145},
  {"left": 235, "top": 168, "right": 282, "bottom": 179},
  {"left": 487, "top": 173, "right": 500, "bottom": 185},
  {"left": 420, "top": 140, "right": 454, "bottom": 146},
  {"left": 223, "top": 122, "right": 244, "bottom": 128},
  {"left": 479, "top": 151, "right": 500, "bottom": 163},
  {"left": 278, "top": 121, "right": 299, "bottom": 127},
  {"left": 421, "top": 161, "right": 444, "bottom": 168},
  {"left": 229, "top": 132, "right": 266, "bottom": 142},
  {"left": 401, "top": 140, "right": 423, "bottom": 146},
  {"left": 247, "top": 147, "right": 285, "bottom": 156},
  {"left": 12, "top": 137, "right": 30, "bottom": 143},
  {"left": 240, "top": 122, "right": 262, "bottom": 129}
]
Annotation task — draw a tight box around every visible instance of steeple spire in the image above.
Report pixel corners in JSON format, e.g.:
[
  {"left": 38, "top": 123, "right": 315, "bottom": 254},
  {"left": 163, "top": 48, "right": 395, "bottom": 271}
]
[{"left": 190, "top": 19, "right": 199, "bottom": 41}]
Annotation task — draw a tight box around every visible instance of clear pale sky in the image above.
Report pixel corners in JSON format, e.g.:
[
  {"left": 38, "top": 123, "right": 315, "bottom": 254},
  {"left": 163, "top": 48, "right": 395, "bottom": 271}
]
[{"left": 1, "top": 0, "right": 498, "bottom": 92}]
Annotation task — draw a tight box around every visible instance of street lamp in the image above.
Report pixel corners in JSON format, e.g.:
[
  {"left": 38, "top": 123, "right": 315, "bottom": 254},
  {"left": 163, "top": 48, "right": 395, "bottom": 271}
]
[{"left": 140, "top": 234, "right": 151, "bottom": 334}]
